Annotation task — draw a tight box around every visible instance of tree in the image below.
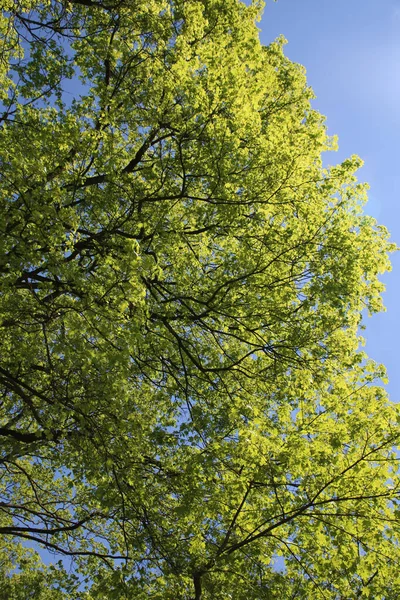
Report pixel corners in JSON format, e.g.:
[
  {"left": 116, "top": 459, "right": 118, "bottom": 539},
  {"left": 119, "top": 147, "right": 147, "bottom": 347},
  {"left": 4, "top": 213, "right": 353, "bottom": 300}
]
[{"left": 0, "top": 0, "right": 399, "bottom": 597}]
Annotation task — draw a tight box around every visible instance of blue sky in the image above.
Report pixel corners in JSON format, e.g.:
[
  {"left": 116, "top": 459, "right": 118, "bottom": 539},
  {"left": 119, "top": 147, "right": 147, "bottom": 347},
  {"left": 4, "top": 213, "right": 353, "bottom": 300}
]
[{"left": 259, "top": 0, "right": 400, "bottom": 398}]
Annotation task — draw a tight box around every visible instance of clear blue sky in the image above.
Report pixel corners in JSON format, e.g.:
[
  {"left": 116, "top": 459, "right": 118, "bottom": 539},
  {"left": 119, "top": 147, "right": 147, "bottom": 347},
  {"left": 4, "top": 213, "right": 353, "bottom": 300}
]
[{"left": 259, "top": 0, "right": 400, "bottom": 398}]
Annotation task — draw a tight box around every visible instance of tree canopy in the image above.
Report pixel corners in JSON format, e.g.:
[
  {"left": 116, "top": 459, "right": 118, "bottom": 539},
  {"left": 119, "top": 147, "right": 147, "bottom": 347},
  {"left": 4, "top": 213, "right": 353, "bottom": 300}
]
[{"left": 0, "top": 0, "right": 399, "bottom": 597}]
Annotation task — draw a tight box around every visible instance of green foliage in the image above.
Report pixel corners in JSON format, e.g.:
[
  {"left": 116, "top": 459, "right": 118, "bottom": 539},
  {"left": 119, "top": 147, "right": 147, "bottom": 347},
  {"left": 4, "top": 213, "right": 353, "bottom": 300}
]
[
  {"left": 0, "top": 0, "right": 398, "bottom": 597},
  {"left": 0, "top": 541, "right": 79, "bottom": 599}
]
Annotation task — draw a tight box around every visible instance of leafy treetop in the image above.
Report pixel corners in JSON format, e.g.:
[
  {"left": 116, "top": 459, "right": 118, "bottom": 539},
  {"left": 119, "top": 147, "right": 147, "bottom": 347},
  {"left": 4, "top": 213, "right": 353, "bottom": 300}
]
[{"left": 0, "top": 0, "right": 398, "bottom": 598}]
